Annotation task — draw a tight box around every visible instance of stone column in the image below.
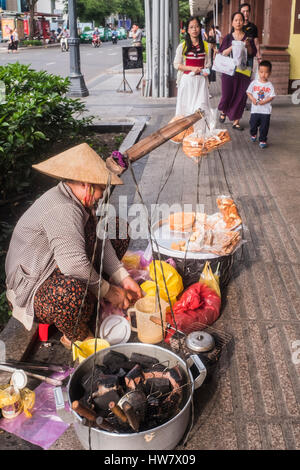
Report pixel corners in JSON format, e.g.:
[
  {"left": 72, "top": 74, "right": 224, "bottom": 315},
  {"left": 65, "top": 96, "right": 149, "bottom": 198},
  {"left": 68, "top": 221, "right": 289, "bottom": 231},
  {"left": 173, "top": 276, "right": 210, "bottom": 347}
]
[{"left": 261, "top": 0, "right": 292, "bottom": 94}]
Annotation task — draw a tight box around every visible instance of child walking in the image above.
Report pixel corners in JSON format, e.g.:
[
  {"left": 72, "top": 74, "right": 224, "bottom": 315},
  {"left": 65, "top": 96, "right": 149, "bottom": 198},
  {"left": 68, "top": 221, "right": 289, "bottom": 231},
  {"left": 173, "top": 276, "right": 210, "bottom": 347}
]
[{"left": 246, "top": 60, "right": 276, "bottom": 149}]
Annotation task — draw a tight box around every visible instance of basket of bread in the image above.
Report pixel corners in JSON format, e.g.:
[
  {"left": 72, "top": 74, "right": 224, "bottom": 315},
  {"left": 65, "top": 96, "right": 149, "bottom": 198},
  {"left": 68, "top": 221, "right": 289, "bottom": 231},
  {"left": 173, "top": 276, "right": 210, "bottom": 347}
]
[
  {"left": 169, "top": 115, "right": 194, "bottom": 143},
  {"left": 182, "top": 129, "right": 231, "bottom": 158},
  {"left": 169, "top": 196, "right": 242, "bottom": 257}
]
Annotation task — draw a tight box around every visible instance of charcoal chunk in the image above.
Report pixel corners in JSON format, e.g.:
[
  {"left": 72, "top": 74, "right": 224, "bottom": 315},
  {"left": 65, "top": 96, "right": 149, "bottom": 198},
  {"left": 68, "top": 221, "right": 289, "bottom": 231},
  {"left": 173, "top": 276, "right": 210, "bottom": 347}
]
[
  {"left": 81, "top": 365, "right": 107, "bottom": 393},
  {"left": 125, "top": 364, "right": 144, "bottom": 390},
  {"left": 144, "top": 377, "right": 170, "bottom": 396},
  {"left": 130, "top": 353, "right": 159, "bottom": 368},
  {"left": 103, "top": 351, "right": 131, "bottom": 373},
  {"left": 92, "top": 389, "right": 121, "bottom": 412}
]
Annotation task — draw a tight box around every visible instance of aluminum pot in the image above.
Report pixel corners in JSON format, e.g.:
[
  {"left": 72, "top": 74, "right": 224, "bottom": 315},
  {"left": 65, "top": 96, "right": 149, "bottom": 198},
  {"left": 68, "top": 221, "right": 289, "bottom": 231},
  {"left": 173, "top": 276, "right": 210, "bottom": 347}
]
[{"left": 67, "top": 343, "right": 206, "bottom": 450}]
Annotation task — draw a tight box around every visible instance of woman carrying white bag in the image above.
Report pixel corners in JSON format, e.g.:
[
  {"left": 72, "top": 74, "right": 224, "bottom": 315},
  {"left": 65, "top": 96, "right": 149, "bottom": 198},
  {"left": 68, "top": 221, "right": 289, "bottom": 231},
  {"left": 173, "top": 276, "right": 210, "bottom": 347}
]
[
  {"left": 174, "top": 17, "right": 212, "bottom": 117},
  {"left": 215, "top": 11, "right": 256, "bottom": 131}
]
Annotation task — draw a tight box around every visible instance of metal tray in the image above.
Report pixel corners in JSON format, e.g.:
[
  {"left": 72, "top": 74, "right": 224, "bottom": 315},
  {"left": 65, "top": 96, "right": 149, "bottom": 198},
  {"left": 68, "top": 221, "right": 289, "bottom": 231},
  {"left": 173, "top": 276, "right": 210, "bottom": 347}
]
[{"left": 151, "top": 218, "right": 222, "bottom": 260}]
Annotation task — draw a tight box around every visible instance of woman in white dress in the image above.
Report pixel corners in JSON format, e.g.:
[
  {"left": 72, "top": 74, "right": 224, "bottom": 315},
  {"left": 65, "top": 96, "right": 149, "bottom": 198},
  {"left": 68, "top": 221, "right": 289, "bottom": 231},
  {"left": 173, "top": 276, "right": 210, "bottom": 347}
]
[{"left": 174, "top": 17, "right": 212, "bottom": 117}]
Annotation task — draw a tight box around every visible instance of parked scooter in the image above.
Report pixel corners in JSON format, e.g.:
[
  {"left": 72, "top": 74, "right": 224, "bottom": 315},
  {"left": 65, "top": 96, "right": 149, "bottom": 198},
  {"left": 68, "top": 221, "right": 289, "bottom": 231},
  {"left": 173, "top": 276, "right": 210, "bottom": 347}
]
[{"left": 92, "top": 34, "right": 101, "bottom": 48}]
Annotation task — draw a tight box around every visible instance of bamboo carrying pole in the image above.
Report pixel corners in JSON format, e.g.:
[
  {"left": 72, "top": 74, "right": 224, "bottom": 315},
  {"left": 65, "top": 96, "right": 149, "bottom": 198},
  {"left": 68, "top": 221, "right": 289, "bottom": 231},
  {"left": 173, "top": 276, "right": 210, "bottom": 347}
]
[{"left": 106, "top": 109, "right": 205, "bottom": 175}]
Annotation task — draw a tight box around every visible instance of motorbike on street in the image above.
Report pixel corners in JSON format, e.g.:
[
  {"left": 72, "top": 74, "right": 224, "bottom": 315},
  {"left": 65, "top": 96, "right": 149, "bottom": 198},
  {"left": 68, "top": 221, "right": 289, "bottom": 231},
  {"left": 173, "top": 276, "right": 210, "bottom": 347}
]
[
  {"left": 111, "top": 32, "right": 118, "bottom": 45},
  {"left": 60, "top": 37, "right": 69, "bottom": 52},
  {"left": 92, "top": 34, "right": 101, "bottom": 48}
]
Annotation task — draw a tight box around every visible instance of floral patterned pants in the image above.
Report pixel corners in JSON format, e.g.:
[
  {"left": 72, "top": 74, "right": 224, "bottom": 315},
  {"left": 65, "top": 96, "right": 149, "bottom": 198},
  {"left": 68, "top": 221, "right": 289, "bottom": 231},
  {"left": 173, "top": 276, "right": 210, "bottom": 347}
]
[{"left": 34, "top": 215, "right": 130, "bottom": 341}]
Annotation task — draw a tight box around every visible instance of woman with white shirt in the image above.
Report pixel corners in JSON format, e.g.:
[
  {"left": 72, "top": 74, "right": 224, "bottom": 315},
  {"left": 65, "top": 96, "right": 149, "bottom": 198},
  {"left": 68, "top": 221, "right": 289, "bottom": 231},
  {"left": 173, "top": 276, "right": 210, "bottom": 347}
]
[
  {"left": 173, "top": 17, "right": 211, "bottom": 117},
  {"left": 12, "top": 29, "right": 19, "bottom": 53}
]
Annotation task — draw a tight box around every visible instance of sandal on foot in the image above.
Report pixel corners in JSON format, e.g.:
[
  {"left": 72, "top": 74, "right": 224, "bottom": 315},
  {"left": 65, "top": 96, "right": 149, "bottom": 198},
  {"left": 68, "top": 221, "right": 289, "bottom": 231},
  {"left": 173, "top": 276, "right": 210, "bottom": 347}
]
[
  {"left": 219, "top": 113, "right": 226, "bottom": 123},
  {"left": 232, "top": 123, "right": 244, "bottom": 131}
]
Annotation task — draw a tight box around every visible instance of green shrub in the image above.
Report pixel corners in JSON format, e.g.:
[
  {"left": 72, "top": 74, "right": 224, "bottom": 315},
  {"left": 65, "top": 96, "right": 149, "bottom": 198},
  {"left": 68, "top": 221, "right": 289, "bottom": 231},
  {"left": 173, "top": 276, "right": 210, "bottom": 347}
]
[
  {"left": 0, "top": 63, "right": 93, "bottom": 200},
  {"left": 0, "top": 290, "right": 11, "bottom": 328},
  {"left": 21, "top": 40, "right": 43, "bottom": 47}
]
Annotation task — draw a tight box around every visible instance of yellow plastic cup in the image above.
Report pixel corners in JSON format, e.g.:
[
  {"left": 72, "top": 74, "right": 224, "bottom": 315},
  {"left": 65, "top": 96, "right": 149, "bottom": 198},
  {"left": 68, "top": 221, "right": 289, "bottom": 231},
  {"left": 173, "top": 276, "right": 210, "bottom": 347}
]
[{"left": 72, "top": 338, "right": 110, "bottom": 363}]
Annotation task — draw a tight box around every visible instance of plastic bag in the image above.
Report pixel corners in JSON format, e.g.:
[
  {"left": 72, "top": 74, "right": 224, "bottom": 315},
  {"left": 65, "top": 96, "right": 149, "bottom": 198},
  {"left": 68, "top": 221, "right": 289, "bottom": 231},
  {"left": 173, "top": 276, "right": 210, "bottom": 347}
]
[
  {"left": 141, "top": 260, "right": 184, "bottom": 306},
  {"left": 231, "top": 40, "right": 247, "bottom": 68},
  {"left": 0, "top": 384, "right": 35, "bottom": 419},
  {"left": 165, "top": 282, "right": 221, "bottom": 342},
  {"left": 122, "top": 250, "right": 153, "bottom": 271},
  {"left": 122, "top": 251, "right": 143, "bottom": 270},
  {"left": 199, "top": 262, "right": 221, "bottom": 298}
]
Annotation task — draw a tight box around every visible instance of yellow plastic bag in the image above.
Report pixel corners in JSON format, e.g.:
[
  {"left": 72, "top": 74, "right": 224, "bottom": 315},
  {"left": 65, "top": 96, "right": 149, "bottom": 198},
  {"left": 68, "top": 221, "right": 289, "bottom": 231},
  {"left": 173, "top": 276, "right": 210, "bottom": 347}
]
[
  {"left": 122, "top": 251, "right": 142, "bottom": 270},
  {"left": 199, "top": 262, "right": 221, "bottom": 298},
  {"left": 20, "top": 388, "right": 35, "bottom": 418},
  {"left": 141, "top": 261, "right": 183, "bottom": 306},
  {"left": 0, "top": 384, "right": 35, "bottom": 419}
]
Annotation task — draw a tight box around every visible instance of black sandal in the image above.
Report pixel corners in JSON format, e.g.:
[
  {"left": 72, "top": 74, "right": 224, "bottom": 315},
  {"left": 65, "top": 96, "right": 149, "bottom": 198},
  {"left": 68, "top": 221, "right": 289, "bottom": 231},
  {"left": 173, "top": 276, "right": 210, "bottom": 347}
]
[
  {"left": 219, "top": 113, "right": 226, "bottom": 123},
  {"left": 232, "top": 123, "right": 244, "bottom": 131}
]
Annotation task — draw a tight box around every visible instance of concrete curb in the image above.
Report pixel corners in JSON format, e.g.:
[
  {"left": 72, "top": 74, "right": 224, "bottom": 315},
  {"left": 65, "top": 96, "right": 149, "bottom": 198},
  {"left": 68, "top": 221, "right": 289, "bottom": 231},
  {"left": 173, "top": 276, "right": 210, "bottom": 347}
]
[{"left": 0, "top": 43, "right": 60, "bottom": 54}]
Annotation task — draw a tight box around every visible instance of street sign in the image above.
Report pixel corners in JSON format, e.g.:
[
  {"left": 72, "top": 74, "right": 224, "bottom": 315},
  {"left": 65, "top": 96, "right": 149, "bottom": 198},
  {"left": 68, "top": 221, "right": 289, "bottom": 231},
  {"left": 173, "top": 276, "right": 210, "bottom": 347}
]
[
  {"left": 122, "top": 46, "right": 143, "bottom": 70},
  {"left": 117, "top": 46, "right": 144, "bottom": 93}
]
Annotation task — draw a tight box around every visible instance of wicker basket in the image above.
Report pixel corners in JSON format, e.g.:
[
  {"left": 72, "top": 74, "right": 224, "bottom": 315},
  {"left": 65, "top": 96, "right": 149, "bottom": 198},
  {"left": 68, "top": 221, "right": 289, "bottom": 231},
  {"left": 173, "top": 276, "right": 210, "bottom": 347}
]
[{"left": 183, "top": 130, "right": 231, "bottom": 158}]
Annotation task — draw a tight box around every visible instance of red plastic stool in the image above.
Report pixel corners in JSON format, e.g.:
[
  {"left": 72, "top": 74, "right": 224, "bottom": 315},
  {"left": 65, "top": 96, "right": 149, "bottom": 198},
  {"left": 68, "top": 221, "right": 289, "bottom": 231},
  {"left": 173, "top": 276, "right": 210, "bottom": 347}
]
[{"left": 38, "top": 323, "right": 50, "bottom": 342}]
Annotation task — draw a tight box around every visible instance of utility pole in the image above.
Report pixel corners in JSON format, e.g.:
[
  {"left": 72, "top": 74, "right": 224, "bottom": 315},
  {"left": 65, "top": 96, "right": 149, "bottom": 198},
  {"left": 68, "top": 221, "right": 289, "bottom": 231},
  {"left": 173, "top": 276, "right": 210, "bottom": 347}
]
[{"left": 68, "top": 0, "right": 89, "bottom": 97}]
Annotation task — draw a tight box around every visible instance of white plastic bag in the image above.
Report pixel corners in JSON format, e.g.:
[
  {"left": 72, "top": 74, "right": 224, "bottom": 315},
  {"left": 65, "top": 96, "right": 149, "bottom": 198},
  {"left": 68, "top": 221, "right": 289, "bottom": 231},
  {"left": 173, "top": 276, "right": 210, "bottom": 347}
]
[
  {"left": 212, "top": 53, "right": 236, "bottom": 76},
  {"left": 231, "top": 40, "right": 248, "bottom": 69}
]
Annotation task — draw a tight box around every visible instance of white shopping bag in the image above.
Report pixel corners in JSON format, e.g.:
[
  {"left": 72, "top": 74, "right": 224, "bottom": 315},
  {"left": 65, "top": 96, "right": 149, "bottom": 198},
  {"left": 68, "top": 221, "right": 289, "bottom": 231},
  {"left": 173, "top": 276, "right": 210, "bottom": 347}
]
[
  {"left": 212, "top": 54, "right": 236, "bottom": 76},
  {"left": 231, "top": 40, "right": 248, "bottom": 69}
]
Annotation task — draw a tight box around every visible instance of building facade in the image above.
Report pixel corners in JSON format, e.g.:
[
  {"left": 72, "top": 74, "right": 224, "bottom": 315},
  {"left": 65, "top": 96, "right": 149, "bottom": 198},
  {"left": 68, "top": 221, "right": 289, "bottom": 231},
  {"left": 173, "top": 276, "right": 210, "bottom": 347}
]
[{"left": 217, "top": 0, "right": 300, "bottom": 94}]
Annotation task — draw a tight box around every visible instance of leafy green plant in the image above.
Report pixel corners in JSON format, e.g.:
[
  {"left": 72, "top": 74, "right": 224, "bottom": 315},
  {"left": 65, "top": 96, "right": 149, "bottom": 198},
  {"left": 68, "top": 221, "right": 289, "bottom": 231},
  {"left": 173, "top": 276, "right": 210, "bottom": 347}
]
[
  {"left": 0, "top": 63, "right": 93, "bottom": 200},
  {"left": 21, "top": 40, "right": 43, "bottom": 47},
  {"left": 0, "top": 290, "right": 11, "bottom": 329}
]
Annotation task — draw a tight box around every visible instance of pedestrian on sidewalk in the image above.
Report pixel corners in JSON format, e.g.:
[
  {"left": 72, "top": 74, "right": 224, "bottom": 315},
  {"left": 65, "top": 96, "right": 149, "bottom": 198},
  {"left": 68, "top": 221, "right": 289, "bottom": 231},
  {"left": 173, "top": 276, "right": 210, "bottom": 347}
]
[
  {"left": 174, "top": 16, "right": 211, "bottom": 116},
  {"left": 240, "top": 3, "right": 262, "bottom": 65},
  {"left": 205, "top": 24, "right": 217, "bottom": 98},
  {"left": 7, "top": 29, "right": 14, "bottom": 54},
  {"left": 218, "top": 11, "right": 256, "bottom": 131},
  {"left": 5, "top": 144, "right": 142, "bottom": 349},
  {"left": 12, "top": 29, "right": 19, "bottom": 53},
  {"left": 246, "top": 60, "right": 276, "bottom": 149},
  {"left": 132, "top": 24, "right": 142, "bottom": 47}
]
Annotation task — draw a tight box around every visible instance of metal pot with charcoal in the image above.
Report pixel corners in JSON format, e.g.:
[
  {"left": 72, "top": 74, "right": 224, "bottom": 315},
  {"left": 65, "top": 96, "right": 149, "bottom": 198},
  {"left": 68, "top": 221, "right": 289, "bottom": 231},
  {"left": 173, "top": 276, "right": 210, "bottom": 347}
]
[{"left": 67, "top": 343, "right": 206, "bottom": 450}]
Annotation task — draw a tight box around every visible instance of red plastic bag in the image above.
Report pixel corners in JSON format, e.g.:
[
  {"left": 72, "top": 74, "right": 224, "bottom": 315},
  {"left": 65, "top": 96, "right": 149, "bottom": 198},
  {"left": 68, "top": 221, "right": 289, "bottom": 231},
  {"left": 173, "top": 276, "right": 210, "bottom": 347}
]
[{"left": 165, "top": 283, "right": 221, "bottom": 342}]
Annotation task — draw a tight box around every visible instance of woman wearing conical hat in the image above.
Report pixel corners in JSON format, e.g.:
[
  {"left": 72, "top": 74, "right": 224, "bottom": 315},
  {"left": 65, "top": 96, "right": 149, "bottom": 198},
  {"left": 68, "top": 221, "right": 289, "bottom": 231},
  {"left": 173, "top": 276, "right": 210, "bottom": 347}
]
[{"left": 5, "top": 143, "right": 142, "bottom": 349}]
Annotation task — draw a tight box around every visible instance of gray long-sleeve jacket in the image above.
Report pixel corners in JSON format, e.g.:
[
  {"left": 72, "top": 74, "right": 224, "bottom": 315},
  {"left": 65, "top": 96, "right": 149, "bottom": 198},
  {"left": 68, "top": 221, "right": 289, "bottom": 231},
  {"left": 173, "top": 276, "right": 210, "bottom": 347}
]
[{"left": 5, "top": 182, "right": 129, "bottom": 330}]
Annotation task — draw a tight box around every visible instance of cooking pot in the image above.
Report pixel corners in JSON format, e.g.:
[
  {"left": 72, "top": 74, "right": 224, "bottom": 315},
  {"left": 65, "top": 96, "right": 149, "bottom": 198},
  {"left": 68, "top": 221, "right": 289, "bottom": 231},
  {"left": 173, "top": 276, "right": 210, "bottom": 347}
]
[{"left": 67, "top": 343, "right": 206, "bottom": 450}]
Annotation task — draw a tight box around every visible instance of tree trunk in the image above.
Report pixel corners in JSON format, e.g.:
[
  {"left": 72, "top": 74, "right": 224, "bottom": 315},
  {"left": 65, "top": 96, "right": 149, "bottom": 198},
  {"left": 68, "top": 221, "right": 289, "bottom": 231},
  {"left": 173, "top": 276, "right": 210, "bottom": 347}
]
[{"left": 29, "top": 3, "right": 35, "bottom": 40}]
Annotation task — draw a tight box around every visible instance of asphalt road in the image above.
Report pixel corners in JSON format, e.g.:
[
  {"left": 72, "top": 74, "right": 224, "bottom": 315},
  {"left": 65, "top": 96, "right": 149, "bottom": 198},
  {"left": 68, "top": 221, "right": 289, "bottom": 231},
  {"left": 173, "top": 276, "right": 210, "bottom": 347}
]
[{"left": 0, "top": 39, "right": 131, "bottom": 84}]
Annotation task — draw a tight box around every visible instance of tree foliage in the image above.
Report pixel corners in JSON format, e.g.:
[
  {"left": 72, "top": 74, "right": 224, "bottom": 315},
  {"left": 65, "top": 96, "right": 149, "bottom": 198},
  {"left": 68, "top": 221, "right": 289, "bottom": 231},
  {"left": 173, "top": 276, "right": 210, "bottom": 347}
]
[
  {"left": 69, "top": 0, "right": 144, "bottom": 26},
  {"left": 179, "top": 0, "right": 191, "bottom": 25},
  {"left": 76, "top": 0, "right": 115, "bottom": 25}
]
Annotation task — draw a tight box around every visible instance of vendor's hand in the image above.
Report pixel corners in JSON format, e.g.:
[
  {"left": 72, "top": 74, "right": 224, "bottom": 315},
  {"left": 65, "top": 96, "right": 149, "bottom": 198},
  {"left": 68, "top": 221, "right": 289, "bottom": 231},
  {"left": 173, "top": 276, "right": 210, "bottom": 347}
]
[
  {"left": 121, "top": 276, "right": 142, "bottom": 302},
  {"left": 104, "top": 285, "right": 130, "bottom": 310}
]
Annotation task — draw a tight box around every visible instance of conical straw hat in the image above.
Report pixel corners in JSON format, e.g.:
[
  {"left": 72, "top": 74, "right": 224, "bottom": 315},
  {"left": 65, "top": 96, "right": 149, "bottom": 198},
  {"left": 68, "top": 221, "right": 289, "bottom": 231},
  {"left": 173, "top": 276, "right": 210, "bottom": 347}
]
[{"left": 32, "top": 143, "right": 123, "bottom": 185}]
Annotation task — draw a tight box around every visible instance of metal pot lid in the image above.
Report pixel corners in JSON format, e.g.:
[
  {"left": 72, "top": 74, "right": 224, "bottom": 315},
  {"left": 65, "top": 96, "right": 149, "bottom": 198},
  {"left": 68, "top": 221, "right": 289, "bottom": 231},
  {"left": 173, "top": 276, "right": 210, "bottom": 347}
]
[{"left": 186, "top": 331, "right": 215, "bottom": 352}]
